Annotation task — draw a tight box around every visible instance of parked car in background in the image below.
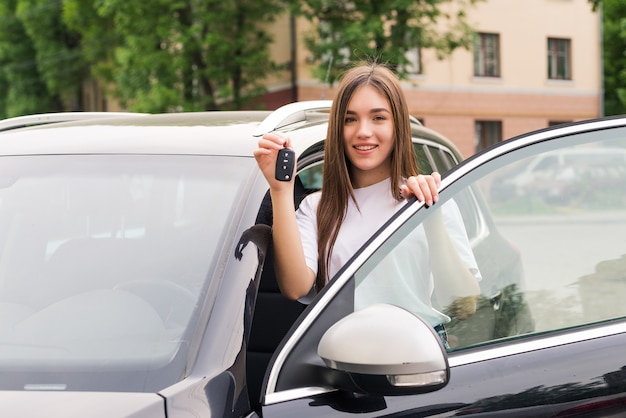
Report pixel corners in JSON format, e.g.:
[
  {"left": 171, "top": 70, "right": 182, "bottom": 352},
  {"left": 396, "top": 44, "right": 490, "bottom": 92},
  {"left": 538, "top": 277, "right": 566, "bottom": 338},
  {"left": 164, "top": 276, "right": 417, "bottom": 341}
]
[
  {"left": 490, "top": 146, "right": 626, "bottom": 205},
  {"left": 0, "top": 105, "right": 624, "bottom": 417}
]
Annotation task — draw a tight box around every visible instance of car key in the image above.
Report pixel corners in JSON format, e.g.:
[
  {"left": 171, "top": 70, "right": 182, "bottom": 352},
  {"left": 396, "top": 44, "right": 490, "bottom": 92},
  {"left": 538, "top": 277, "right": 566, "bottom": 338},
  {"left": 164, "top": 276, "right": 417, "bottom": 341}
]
[{"left": 275, "top": 147, "right": 295, "bottom": 181}]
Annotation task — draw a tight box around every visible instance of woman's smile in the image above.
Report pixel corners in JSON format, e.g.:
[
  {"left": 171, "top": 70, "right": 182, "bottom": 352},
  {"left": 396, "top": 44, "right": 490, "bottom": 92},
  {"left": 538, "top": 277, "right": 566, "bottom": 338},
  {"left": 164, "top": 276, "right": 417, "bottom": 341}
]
[{"left": 354, "top": 144, "right": 378, "bottom": 152}]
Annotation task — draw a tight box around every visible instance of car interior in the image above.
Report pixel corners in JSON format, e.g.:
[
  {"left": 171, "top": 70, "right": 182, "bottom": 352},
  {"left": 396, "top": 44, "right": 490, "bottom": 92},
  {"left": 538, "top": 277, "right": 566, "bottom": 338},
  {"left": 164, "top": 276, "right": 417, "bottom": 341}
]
[{"left": 247, "top": 175, "right": 314, "bottom": 411}]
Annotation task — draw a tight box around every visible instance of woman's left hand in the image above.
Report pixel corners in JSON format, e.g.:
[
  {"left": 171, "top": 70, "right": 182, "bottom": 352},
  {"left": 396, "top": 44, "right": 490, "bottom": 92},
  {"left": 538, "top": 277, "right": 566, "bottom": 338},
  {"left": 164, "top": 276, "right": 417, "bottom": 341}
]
[{"left": 400, "top": 172, "right": 441, "bottom": 206}]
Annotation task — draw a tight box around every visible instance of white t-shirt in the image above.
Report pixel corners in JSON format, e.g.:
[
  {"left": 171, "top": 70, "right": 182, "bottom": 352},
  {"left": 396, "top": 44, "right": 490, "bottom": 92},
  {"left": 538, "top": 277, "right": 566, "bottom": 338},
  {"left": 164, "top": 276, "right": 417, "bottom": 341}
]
[{"left": 296, "top": 178, "right": 481, "bottom": 326}]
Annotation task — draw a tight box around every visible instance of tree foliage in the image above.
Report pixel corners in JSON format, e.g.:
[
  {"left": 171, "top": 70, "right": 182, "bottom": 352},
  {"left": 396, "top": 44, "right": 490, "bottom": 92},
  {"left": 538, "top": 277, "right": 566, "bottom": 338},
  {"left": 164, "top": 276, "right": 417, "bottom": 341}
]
[
  {"left": 0, "top": 0, "right": 81, "bottom": 118},
  {"left": 1, "top": 0, "right": 289, "bottom": 116},
  {"left": 63, "top": 0, "right": 287, "bottom": 112},
  {"left": 590, "top": 0, "right": 626, "bottom": 115},
  {"left": 1, "top": 0, "right": 507, "bottom": 117},
  {"left": 292, "top": 0, "right": 483, "bottom": 85}
]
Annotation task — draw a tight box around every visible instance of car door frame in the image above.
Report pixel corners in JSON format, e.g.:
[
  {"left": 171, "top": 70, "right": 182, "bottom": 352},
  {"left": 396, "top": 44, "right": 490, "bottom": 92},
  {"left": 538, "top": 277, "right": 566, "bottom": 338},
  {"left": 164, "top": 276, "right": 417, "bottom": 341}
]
[{"left": 259, "top": 116, "right": 626, "bottom": 416}]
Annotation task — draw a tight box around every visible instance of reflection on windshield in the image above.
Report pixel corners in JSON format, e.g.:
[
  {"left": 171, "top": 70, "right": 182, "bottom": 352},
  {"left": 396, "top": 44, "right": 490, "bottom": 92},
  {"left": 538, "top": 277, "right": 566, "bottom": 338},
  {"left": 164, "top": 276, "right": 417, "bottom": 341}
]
[{"left": 0, "top": 155, "right": 248, "bottom": 391}]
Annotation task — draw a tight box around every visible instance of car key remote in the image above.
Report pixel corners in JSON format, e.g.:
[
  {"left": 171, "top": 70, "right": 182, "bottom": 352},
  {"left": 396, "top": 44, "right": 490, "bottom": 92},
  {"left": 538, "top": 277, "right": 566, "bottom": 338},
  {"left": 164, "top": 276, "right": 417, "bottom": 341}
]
[{"left": 275, "top": 147, "right": 295, "bottom": 181}]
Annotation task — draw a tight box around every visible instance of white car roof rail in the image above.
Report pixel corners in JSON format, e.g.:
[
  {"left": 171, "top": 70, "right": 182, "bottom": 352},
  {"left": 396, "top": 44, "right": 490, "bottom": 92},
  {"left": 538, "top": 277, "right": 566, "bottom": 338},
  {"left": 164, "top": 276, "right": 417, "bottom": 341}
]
[
  {"left": 410, "top": 115, "right": 423, "bottom": 126},
  {"left": 252, "top": 100, "right": 423, "bottom": 138},
  {"left": 0, "top": 112, "right": 145, "bottom": 133},
  {"left": 253, "top": 100, "right": 333, "bottom": 137}
]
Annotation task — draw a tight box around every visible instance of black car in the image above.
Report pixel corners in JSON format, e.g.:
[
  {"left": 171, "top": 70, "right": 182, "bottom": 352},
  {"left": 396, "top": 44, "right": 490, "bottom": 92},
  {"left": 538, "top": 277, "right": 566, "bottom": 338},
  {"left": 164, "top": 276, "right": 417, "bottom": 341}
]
[{"left": 0, "top": 104, "right": 624, "bottom": 417}]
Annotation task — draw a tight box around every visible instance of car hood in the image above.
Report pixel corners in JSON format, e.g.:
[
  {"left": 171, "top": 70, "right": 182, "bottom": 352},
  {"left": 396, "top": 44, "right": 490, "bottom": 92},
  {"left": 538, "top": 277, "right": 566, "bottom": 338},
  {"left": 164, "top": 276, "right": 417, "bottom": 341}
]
[{"left": 0, "top": 391, "right": 165, "bottom": 417}]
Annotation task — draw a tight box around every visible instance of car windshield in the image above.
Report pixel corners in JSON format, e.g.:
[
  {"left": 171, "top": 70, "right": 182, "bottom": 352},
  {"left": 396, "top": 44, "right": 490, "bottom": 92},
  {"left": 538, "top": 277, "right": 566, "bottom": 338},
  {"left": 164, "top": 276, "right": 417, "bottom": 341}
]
[{"left": 0, "top": 154, "right": 251, "bottom": 391}]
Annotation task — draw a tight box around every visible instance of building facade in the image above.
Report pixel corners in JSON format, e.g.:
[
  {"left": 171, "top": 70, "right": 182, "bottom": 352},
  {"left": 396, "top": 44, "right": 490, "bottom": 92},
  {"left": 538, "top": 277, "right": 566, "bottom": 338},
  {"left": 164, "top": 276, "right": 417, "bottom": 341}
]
[
  {"left": 290, "top": 0, "right": 602, "bottom": 158},
  {"left": 83, "top": 0, "right": 601, "bottom": 159}
]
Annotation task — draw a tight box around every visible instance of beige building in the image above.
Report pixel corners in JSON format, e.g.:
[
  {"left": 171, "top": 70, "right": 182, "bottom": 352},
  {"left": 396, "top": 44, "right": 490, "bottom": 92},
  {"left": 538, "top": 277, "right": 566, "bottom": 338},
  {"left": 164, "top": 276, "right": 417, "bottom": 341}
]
[
  {"left": 85, "top": 0, "right": 601, "bottom": 159},
  {"left": 283, "top": 0, "right": 602, "bottom": 158}
]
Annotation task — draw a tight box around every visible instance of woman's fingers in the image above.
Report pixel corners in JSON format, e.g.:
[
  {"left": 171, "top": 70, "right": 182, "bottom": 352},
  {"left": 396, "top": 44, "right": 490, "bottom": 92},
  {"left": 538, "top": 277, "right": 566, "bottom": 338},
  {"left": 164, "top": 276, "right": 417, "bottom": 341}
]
[
  {"left": 432, "top": 171, "right": 442, "bottom": 186},
  {"left": 255, "top": 132, "right": 295, "bottom": 187},
  {"left": 403, "top": 173, "right": 440, "bottom": 206},
  {"left": 261, "top": 132, "right": 290, "bottom": 149}
]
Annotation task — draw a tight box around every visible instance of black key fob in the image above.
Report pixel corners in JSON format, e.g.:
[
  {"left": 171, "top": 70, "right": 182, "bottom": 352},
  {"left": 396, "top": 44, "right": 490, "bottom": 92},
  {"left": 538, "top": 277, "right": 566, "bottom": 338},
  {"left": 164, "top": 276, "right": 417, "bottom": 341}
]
[{"left": 275, "top": 147, "right": 295, "bottom": 181}]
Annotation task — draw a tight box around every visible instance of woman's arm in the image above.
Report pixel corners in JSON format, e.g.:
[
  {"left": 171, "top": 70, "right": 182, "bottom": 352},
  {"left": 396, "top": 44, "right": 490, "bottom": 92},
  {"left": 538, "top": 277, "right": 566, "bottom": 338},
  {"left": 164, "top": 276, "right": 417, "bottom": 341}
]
[
  {"left": 400, "top": 173, "right": 480, "bottom": 319},
  {"left": 423, "top": 208, "right": 480, "bottom": 319},
  {"left": 253, "top": 133, "right": 316, "bottom": 300}
]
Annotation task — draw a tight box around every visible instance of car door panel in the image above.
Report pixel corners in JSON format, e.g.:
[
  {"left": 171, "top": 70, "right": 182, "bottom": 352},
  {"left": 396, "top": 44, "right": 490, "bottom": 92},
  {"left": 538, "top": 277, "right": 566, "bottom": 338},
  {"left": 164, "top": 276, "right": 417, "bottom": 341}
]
[{"left": 262, "top": 321, "right": 626, "bottom": 417}]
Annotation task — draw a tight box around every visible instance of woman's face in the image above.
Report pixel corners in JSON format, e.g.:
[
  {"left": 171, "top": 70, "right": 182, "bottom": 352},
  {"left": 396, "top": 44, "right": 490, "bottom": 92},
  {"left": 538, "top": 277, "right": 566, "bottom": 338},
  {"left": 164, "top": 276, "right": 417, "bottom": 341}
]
[{"left": 342, "top": 84, "right": 395, "bottom": 188}]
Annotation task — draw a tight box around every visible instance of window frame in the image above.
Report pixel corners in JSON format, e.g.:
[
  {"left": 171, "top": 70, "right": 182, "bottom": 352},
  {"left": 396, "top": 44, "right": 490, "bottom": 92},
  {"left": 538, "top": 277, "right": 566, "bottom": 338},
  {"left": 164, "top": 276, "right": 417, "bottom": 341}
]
[
  {"left": 475, "top": 120, "right": 503, "bottom": 152},
  {"left": 547, "top": 37, "right": 572, "bottom": 80},
  {"left": 474, "top": 32, "right": 501, "bottom": 78}
]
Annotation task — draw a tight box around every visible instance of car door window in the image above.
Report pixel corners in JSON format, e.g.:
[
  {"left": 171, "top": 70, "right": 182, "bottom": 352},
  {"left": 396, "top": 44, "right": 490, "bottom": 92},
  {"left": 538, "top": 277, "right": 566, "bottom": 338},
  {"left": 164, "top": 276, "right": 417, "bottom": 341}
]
[
  {"left": 413, "top": 143, "right": 435, "bottom": 173},
  {"left": 479, "top": 134, "right": 626, "bottom": 336},
  {"left": 417, "top": 128, "right": 626, "bottom": 349},
  {"left": 426, "top": 144, "right": 457, "bottom": 172},
  {"left": 403, "top": 127, "right": 626, "bottom": 349},
  {"left": 297, "top": 160, "right": 323, "bottom": 191}
]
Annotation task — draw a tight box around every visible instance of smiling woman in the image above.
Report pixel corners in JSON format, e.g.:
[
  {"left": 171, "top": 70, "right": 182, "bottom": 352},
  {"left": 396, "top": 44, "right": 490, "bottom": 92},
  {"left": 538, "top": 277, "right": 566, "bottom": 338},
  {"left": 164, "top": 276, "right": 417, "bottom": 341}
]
[{"left": 254, "top": 63, "right": 480, "bottom": 351}]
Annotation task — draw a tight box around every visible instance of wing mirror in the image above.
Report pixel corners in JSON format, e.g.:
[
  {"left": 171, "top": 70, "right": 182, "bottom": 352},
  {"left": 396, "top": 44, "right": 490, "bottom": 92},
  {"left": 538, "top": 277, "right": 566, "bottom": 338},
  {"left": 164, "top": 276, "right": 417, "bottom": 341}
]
[{"left": 317, "top": 304, "right": 449, "bottom": 395}]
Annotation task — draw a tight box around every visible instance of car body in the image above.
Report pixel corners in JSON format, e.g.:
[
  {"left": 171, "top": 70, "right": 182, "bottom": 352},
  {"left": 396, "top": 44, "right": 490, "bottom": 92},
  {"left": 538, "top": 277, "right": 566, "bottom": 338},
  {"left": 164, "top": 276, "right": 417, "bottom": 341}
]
[{"left": 0, "top": 104, "right": 624, "bottom": 417}]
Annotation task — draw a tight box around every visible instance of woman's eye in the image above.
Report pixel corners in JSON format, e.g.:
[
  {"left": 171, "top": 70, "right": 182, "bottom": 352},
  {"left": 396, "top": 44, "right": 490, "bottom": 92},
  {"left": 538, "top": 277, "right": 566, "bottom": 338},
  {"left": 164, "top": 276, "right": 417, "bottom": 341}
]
[
  {"left": 373, "top": 115, "right": 387, "bottom": 121},
  {"left": 345, "top": 117, "right": 356, "bottom": 124}
]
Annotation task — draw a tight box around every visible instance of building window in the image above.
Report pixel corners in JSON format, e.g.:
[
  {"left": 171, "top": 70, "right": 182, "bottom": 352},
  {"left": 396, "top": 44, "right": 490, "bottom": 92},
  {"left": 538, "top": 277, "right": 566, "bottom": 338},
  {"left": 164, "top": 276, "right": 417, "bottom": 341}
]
[
  {"left": 549, "top": 120, "right": 572, "bottom": 127},
  {"left": 547, "top": 38, "right": 571, "bottom": 80},
  {"left": 318, "top": 21, "right": 350, "bottom": 67},
  {"left": 475, "top": 120, "right": 502, "bottom": 151},
  {"left": 404, "top": 45, "right": 422, "bottom": 75},
  {"left": 474, "top": 33, "right": 500, "bottom": 77}
]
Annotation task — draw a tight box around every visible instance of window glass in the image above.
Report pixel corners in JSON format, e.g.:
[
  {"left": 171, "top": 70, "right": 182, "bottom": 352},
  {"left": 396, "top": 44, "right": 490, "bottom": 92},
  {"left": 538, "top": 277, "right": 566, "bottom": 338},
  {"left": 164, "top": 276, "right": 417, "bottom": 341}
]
[
  {"left": 458, "top": 130, "right": 626, "bottom": 347},
  {"left": 548, "top": 38, "right": 571, "bottom": 80},
  {"left": 403, "top": 45, "right": 422, "bottom": 75},
  {"left": 426, "top": 145, "right": 457, "bottom": 172},
  {"left": 297, "top": 161, "right": 323, "bottom": 191},
  {"left": 414, "top": 143, "right": 435, "bottom": 173},
  {"left": 345, "top": 125, "right": 626, "bottom": 351},
  {"left": 474, "top": 33, "right": 500, "bottom": 77},
  {"left": 475, "top": 120, "right": 502, "bottom": 152},
  {"left": 0, "top": 154, "right": 253, "bottom": 390}
]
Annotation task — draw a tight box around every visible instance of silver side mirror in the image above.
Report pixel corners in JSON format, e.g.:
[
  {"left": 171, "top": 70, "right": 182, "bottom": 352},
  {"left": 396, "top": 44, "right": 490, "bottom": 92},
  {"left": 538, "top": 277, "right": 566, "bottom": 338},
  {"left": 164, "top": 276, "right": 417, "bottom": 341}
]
[{"left": 317, "top": 303, "right": 449, "bottom": 395}]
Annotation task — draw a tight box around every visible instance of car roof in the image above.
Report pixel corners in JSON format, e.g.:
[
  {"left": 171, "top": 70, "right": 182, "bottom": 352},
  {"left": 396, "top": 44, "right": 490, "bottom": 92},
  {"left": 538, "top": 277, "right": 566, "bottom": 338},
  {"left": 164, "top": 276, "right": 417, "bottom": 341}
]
[
  {"left": 0, "top": 101, "right": 462, "bottom": 160},
  {"left": 0, "top": 112, "right": 272, "bottom": 157}
]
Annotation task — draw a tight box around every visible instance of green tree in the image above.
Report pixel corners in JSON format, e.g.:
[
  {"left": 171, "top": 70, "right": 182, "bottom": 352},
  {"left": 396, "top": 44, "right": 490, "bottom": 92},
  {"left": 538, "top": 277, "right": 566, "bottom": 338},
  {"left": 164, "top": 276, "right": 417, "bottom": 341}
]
[
  {"left": 293, "top": 0, "right": 483, "bottom": 85},
  {"left": 17, "top": 0, "right": 85, "bottom": 107},
  {"left": 0, "top": 0, "right": 77, "bottom": 118},
  {"left": 590, "top": 0, "right": 626, "bottom": 115},
  {"left": 64, "top": 0, "right": 288, "bottom": 112}
]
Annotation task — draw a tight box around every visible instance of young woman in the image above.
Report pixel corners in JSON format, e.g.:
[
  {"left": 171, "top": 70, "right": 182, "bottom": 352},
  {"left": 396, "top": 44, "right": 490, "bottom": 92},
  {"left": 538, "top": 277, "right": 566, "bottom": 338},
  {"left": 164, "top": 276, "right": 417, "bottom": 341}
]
[{"left": 254, "top": 63, "right": 480, "bottom": 335}]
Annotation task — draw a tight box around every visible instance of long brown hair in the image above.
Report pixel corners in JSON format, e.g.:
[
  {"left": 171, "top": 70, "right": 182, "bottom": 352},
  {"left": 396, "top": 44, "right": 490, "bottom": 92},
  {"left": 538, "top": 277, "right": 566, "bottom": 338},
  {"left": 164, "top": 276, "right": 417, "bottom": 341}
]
[{"left": 315, "top": 62, "right": 419, "bottom": 291}]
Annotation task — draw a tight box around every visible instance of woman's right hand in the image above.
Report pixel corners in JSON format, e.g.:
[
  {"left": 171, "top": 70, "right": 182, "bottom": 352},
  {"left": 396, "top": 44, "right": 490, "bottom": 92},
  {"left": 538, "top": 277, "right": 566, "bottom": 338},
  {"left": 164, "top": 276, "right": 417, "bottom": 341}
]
[{"left": 253, "top": 132, "right": 294, "bottom": 190}]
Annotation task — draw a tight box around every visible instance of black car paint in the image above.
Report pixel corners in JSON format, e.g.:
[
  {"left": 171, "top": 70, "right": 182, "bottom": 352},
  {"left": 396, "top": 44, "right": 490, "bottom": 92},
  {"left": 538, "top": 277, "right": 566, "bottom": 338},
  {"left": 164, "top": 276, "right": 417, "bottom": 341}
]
[{"left": 259, "top": 330, "right": 626, "bottom": 417}]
